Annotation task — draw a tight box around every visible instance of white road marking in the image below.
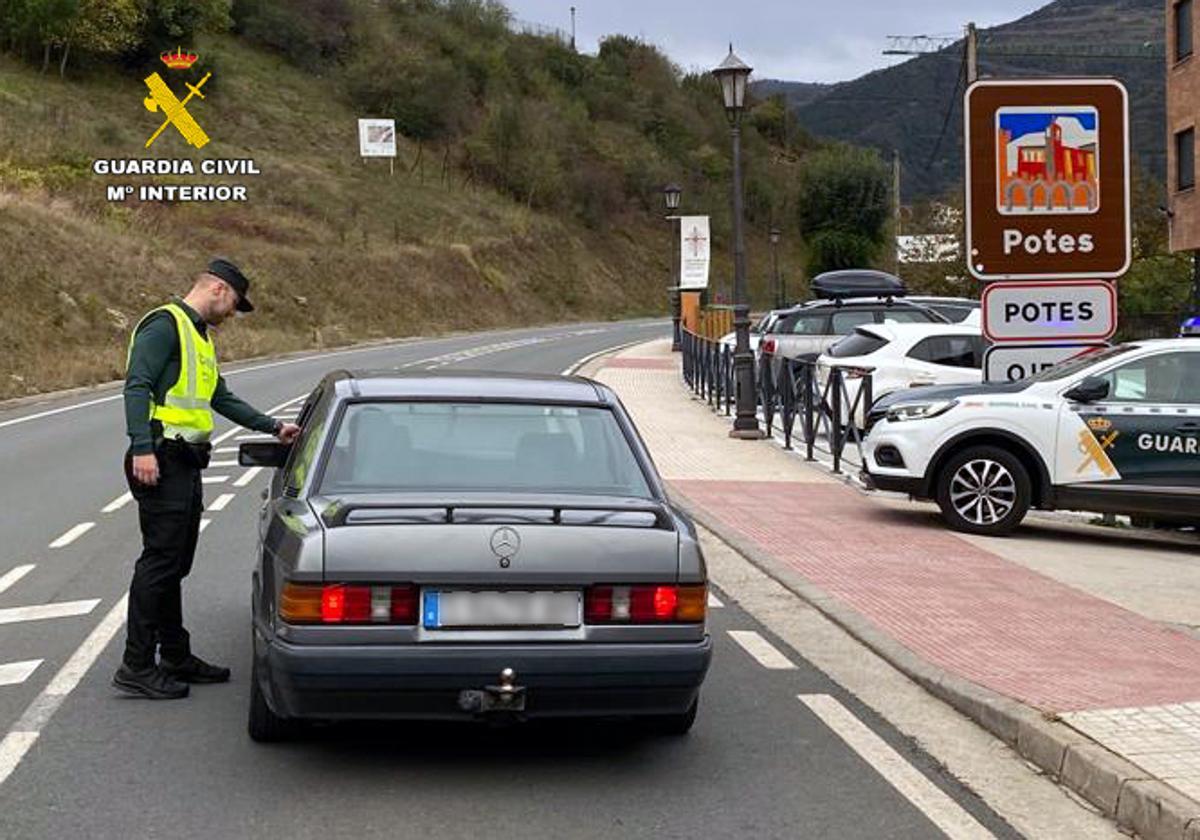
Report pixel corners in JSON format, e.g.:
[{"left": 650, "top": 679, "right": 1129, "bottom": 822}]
[
  {"left": 207, "top": 460, "right": 238, "bottom": 468},
  {"left": 797, "top": 694, "right": 995, "bottom": 840},
  {"left": 233, "top": 467, "right": 263, "bottom": 487},
  {"left": 101, "top": 492, "right": 133, "bottom": 514},
  {"left": 234, "top": 434, "right": 273, "bottom": 443},
  {"left": 48, "top": 522, "right": 95, "bottom": 549},
  {"left": 199, "top": 519, "right": 212, "bottom": 533},
  {"left": 0, "top": 565, "right": 35, "bottom": 596},
  {"left": 708, "top": 592, "right": 724, "bottom": 608},
  {"left": 206, "top": 493, "right": 234, "bottom": 512},
  {"left": 0, "top": 660, "right": 42, "bottom": 687},
  {"left": 202, "top": 475, "right": 229, "bottom": 485},
  {"left": 0, "top": 599, "right": 100, "bottom": 626},
  {"left": 728, "top": 630, "right": 796, "bottom": 669},
  {"left": 0, "top": 594, "right": 127, "bottom": 787},
  {"left": 0, "top": 394, "right": 123, "bottom": 431},
  {"left": 214, "top": 446, "right": 238, "bottom": 454}
]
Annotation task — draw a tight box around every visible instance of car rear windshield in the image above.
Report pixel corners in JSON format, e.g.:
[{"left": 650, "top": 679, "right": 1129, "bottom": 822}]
[
  {"left": 318, "top": 402, "right": 653, "bottom": 498},
  {"left": 829, "top": 330, "right": 889, "bottom": 358}
]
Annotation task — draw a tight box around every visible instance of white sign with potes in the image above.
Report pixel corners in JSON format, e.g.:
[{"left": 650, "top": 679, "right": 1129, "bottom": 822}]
[
  {"left": 982, "top": 280, "right": 1117, "bottom": 343},
  {"left": 679, "top": 215, "right": 711, "bottom": 290},
  {"left": 357, "top": 119, "right": 397, "bottom": 158}
]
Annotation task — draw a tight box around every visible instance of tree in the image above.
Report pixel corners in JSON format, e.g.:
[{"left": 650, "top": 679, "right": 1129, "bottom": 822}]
[
  {"left": 61, "top": 0, "right": 142, "bottom": 75},
  {"left": 795, "top": 145, "right": 890, "bottom": 275}
]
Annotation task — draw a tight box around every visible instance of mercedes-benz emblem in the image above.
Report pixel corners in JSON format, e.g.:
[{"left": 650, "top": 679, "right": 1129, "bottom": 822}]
[{"left": 490, "top": 527, "right": 521, "bottom": 568}]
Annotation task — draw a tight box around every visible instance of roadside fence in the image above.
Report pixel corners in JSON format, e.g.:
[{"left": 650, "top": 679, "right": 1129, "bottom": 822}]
[{"left": 680, "top": 329, "right": 875, "bottom": 475}]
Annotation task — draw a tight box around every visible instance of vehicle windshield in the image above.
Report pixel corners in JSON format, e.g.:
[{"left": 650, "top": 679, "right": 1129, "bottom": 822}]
[
  {"left": 1028, "top": 344, "right": 1138, "bottom": 382},
  {"left": 829, "top": 329, "right": 889, "bottom": 358},
  {"left": 319, "top": 401, "right": 653, "bottom": 498}
]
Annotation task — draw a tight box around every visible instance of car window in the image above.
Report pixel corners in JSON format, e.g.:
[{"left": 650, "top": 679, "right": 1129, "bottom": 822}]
[
  {"left": 1098, "top": 352, "right": 1200, "bottom": 404},
  {"left": 828, "top": 330, "right": 889, "bottom": 359},
  {"left": 284, "top": 391, "right": 331, "bottom": 495},
  {"left": 880, "top": 308, "right": 940, "bottom": 324},
  {"left": 930, "top": 305, "right": 976, "bottom": 323},
  {"left": 319, "top": 402, "right": 653, "bottom": 498},
  {"left": 830, "top": 310, "right": 875, "bottom": 334},
  {"left": 1033, "top": 344, "right": 1137, "bottom": 382},
  {"left": 907, "top": 335, "right": 983, "bottom": 369},
  {"left": 786, "top": 313, "right": 828, "bottom": 335}
]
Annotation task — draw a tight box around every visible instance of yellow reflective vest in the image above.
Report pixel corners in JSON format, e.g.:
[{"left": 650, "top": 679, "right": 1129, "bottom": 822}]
[{"left": 126, "top": 302, "right": 218, "bottom": 443}]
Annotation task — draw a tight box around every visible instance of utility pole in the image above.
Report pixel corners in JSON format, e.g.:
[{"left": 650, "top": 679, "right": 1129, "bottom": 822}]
[
  {"left": 965, "top": 22, "right": 978, "bottom": 84},
  {"left": 892, "top": 150, "right": 902, "bottom": 274}
]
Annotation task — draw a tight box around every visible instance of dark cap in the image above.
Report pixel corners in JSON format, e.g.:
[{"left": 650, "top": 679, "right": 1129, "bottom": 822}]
[{"left": 207, "top": 258, "right": 254, "bottom": 312}]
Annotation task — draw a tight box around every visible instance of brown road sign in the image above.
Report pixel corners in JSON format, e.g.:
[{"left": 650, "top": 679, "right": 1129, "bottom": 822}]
[{"left": 964, "top": 78, "right": 1130, "bottom": 281}]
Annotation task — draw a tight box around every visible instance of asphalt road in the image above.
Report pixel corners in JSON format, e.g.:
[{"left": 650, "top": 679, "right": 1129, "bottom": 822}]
[{"left": 0, "top": 320, "right": 1021, "bottom": 840}]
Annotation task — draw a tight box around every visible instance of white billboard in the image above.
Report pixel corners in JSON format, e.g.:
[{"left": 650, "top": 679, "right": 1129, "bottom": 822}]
[
  {"left": 358, "top": 119, "right": 397, "bottom": 158},
  {"left": 679, "top": 215, "right": 710, "bottom": 290}
]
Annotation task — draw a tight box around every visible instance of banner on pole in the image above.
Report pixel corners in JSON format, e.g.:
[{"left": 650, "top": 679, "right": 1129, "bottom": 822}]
[
  {"left": 358, "top": 119, "right": 397, "bottom": 158},
  {"left": 679, "top": 215, "right": 710, "bottom": 290}
]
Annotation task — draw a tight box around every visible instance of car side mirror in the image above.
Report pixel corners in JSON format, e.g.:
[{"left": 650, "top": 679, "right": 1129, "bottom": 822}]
[
  {"left": 239, "top": 441, "right": 291, "bottom": 468},
  {"left": 1064, "top": 376, "right": 1110, "bottom": 404}
]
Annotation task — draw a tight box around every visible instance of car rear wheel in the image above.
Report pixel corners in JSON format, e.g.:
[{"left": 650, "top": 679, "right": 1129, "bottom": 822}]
[
  {"left": 935, "top": 445, "right": 1031, "bottom": 537},
  {"left": 248, "top": 658, "right": 298, "bottom": 743},
  {"left": 642, "top": 697, "right": 698, "bottom": 736}
]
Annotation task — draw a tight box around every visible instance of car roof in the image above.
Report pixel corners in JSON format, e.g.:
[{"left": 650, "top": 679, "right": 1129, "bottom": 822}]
[
  {"left": 780, "top": 296, "right": 925, "bottom": 314},
  {"left": 905, "top": 296, "right": 979, "bottom": 306},
  {"left": 857, "top": 321, "right": 981, "bottom": 341},
  {"left": 323, "top": 370, "right": 610, "bottom": 404}
]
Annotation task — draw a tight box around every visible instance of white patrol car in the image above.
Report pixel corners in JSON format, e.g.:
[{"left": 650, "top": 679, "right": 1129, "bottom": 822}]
[{"left": 861, "top": 338, "right": 1200, "bottom": 536}]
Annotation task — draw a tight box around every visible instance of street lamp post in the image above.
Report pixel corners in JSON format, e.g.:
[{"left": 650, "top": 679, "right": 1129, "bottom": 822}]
[
  {"left": 769, "top": 226, "right": 782, "bottom": 309},
  {"left": 664, "top": 183, "right": 683, "bottom": 351},
  {"left": 713, "top": 45, "right": 762, "bottom": 438}
]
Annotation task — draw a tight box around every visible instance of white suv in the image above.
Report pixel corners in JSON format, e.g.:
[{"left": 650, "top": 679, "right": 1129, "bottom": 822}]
[{"left": 861, "top": 339, "right": 1200, "bottom": 536}]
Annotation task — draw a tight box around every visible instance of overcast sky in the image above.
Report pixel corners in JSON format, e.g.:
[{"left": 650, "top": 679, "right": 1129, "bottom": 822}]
[{"left": 503, "top": 0, "right": 1049, "bottom": 83}]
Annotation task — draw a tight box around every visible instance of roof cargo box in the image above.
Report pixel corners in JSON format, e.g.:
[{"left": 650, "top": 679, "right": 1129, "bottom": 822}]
[{"left": 811, "top": 270, "right": 907, "bottom": 301}]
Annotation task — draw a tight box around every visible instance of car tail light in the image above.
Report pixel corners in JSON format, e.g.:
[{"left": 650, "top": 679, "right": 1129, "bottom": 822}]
[
  {"left": 584, "top": 584, "right": 706, "bottom": 624},
  {"left": 762, "top": 338, "right": 777, "bottom": 354},
  {"left": 280, "top": 582, "right": 418, "bottom": 625}
]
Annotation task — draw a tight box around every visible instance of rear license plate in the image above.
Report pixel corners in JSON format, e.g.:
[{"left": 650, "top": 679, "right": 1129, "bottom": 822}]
[{"left": 423, "top": 590, "right": 581, "bottom": 629}]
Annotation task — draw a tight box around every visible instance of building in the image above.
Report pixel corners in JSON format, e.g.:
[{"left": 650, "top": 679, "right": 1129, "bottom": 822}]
[
  {"left": 1168, "top": 0, "right": 1200, "bottom": 253},
  {"left": 997, "top": 116, "right": 1099, "bottom": 213}
]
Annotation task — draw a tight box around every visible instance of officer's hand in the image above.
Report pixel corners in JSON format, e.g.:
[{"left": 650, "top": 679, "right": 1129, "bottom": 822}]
[
  {"left": 132, "top": 453, "right": 159, "bottom": 486},
  {"left": 276, "top": 422, "right": 301, "bottom": 445}
]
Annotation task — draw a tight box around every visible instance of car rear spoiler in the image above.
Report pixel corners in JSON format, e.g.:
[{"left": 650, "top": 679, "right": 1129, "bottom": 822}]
[{"left": 320, "top": 499, "right": 675, "bottom": 530}]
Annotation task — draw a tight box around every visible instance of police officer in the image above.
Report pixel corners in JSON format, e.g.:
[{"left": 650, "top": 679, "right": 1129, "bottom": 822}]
[{"left": 114, "top": 259, "right": 300, "bottom": 700}]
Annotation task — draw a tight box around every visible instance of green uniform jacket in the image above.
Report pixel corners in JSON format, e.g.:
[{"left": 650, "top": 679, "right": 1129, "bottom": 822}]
[{"left": 124, "top": 298, "right": 278, "bottom": 455}]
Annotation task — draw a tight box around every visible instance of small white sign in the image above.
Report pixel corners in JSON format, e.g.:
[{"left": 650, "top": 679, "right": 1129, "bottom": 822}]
[
  {"left": 357, "top": 119, "right": 397, "bottom": 158},
  {"left": 679, "top": 215, "right": 710, "bottom": 290},
  {"left": 982, "top": 280, "right": 1116, "bottom": 343},
  {"left": 984, "top": 342, "right": 1106, "bottom": 382}
]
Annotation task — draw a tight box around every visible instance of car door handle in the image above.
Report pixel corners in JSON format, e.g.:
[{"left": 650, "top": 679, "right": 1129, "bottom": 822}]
[{"left": 1176, "top": 422, "right": 1200, "bottom": 433}]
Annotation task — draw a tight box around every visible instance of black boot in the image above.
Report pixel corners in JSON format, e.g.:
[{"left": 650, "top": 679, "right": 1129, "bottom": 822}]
[
  {"left": 112, "top": 665, "right": 190, "bottom": 700},
  {"left": 160, "top": 653, "right": 231, "bottom": 684}
]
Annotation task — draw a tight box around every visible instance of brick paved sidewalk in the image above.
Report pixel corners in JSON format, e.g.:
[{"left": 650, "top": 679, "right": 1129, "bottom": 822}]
[{"left": 593, "top": 338, "right": 1200, "bottom": 817}]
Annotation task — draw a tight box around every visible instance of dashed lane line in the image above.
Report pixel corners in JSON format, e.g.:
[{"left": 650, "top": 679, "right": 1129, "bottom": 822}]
[
  {"left": 0, "top": 600, "right": 100, "bottom": 626},
  {"left": 233, "top": 467, "right": 263, "bottom": 488},
  {"left": 48, "top": 523, "right": 95, "bottom": 549},
  {"left": 207, "top": 460, "right": 239, "bottom": 468},
  {"left": 708, "top": 592, "right": 724, "bottom": 608},
  {"left": 206, "top": 493, "right": 235, "bottom": 512},
  {"left": 0, "top": 661, "right": 41, "bottom": 687},
  {"left": 101, "top": 492, "right": 133, "bottom": 514},
  {"left": 728, "top": 630, "right": 796, "bottom": 670},
  {"left": 0, "top": 565, "right": 35, "bottom": 596},
  {"left": 797, "top": 694, "right": 995, "bottom": 840},
  {"left": 199, "top": 519, "right": 212, "bottom": 533},
  {"left": 202, "top": 475, "right": 229, "bottom": 485},
  {"left": 0, "top": 594, "right": 127, "bottom": 787}
]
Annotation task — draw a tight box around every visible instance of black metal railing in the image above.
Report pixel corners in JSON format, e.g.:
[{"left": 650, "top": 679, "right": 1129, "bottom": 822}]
[
  {"left": 681, "top": 330, "right": 734, "bottom": 416},
  {"left": 680, "top": 331, "right": 875, "bottom": 473}
]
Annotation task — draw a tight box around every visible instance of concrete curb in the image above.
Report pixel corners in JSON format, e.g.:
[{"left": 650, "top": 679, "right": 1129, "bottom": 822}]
[{"left": 591, "top": 340, "right": 1200, "bottom": 840}]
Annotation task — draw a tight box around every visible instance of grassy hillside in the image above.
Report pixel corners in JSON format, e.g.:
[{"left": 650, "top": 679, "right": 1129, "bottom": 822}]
[
  {"left": 0, "top": 4, "right": 806, "bottom": 401},
  {"left": 791, "top": 0, "right": 1165, "bottom": 199}
]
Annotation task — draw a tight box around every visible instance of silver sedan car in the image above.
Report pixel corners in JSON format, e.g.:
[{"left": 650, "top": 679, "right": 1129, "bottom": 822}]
[{"left": 240, "top": 371, "right": 712, "bottom": 741}]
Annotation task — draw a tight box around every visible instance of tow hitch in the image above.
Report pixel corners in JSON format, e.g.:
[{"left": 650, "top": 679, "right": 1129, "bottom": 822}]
[{"left": 458, "top": 668, "right": 527, "bottom": 715}]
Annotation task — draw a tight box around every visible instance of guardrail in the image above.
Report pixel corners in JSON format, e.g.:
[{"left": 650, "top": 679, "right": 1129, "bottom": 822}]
[
  {"left": 681, "top": 330, "right": 734, "bottom": 416},
  {"left": 757, "top": 351, "right": 873, "bottom": 474},
  {"left": 681, "top": 330, "right": 875, "bottom": 475}
]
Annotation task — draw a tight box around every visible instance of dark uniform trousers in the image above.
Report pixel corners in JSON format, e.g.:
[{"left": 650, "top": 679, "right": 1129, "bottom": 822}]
[{"left": 122, "top": 441, "right": 204, "bottom": 669}]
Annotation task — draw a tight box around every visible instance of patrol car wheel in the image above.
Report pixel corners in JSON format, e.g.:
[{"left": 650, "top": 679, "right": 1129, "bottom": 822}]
[{"left": 936, "top": 446, "right": 1031, "bottom": 537}]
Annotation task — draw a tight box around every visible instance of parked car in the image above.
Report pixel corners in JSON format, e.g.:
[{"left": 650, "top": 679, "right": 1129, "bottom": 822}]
[
  {"left": 758, "top": 297, "right": 949, "bottom": 384},
  {"left": 905, "top": 296, "right": 981, "bottom": 324},
  {"left": 240, "top": 370, "right": 712, "bottom": 741},
  {"left": 817, "top": 322, "right": 985, "bottom": 426},
  {"left": 719, "top": 309, "right": 788, "bottom": 355},
  {"left": 861, "top": 338, "right": 1200, "bottom": 536}
]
